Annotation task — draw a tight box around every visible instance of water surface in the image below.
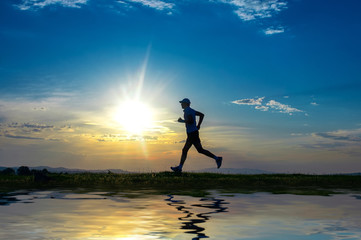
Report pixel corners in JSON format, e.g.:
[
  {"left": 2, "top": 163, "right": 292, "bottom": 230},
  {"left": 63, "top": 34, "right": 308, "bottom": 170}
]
[{"left": 1, "top": 190, "right": 360, "bottom": 239}]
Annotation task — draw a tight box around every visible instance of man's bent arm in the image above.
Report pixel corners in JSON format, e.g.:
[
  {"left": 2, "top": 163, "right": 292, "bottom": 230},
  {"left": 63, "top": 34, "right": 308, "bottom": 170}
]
[
  {"left": 195, "top": 111, "right": 204, "bottom": 129},
  {"left": 178, "top": 115, "right": 194, "bottom": 124},
  {"left": 178, "top": 117, "right": 185, "bottom": 123}
]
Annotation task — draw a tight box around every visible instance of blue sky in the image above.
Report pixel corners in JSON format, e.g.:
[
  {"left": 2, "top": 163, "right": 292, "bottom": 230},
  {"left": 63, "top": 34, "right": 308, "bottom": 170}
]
[{"left": 1, "top": 0, "right": 361, "bottom": 173}]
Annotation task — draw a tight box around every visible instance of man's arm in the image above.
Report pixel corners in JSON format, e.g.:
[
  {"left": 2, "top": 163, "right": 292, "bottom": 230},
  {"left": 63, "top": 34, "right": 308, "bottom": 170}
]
[
  {"left": 177, "top": 117, "right": 185, "bottom": 123},
  {"left": 178, "top": 115, "right": 195, "bottom": 124},
  {"left": 195, "top": 111, "right": 204, "bottom": 130}
]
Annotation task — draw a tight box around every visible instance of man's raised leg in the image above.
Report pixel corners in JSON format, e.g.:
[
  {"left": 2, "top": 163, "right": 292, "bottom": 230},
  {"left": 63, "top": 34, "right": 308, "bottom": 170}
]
[{"left": 194, "top": 142, "right": 223, "bottom": 168}]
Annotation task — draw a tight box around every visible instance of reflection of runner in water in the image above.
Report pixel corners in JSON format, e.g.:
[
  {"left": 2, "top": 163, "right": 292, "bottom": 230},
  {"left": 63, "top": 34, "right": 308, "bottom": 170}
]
[
  {"left": 165, "top": 195, "right": 228, "bottom": 240},
  {"left": 171, "top": 98, "right": 223, "bottom": 173}
]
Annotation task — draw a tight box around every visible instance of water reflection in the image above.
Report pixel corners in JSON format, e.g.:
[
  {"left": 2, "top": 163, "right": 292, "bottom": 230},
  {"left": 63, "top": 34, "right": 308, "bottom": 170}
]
[
  {"left": 165, "top": 195, "right": 228, "bottom": 239},
  {"left": 1, "top": 190, "right": 361, "bottom": 239},
  {"left": 352, "top": 194, "right": 361, "bottom": 200}
]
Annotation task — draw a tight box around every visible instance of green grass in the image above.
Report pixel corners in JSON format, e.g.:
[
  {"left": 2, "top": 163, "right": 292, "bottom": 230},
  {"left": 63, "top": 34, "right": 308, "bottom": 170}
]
[{"left": 1, "top": 172, "right": 360, "bottom": 196}]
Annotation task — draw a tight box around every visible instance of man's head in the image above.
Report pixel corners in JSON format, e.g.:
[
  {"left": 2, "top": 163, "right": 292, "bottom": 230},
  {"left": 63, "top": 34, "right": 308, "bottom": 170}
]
[{"left": 179, "top": 98, "right": 190, "bottom": 109}]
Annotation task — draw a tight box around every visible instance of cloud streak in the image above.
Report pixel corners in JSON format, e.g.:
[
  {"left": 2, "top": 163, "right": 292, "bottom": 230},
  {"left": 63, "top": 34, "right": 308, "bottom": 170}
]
[
  {"left": 22, "top": 123, "right": 54, "bottom": 129},
  {"left": 96, "top": 133, "right": 158, "bottom": 142},
  {"left": 314, "top": 129, "right": 361, "bottom": 142},
  {"left": 16, "top": 0, "right": 88, "bottom": 10},
  {"left": 266, "top": 100, "right": 303, "bottom": 114},
  {"left": 14, "top": 0, "right": 288, "bottom": 31},
  {"left": 232, "top": 97, "right": 264, "bottom": 105},
  {"left": 4, "top": 134, "right": 44, "bottom": 140},
  {"left": 219, "top": 0, "right": 287, "bottom": 21},
  {"left": 264, "top": 26, "right": 284, "bottom": 35},
  {"left": 232, "top": 97, "right": 303, "bottom": 115},
  {"left": 117, "top": 0, "right": 175, "bottom": 14},
  {"left": 0, "top": 121, "right": 62, "bottom": 141},
  {"left": 299, "top": 128, "right": 361, "bottom": 157}
]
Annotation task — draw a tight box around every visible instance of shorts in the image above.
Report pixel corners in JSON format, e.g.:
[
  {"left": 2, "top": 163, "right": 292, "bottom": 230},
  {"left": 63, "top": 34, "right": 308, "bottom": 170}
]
[{"left": 186, "top": 130, "right": 201, "bottom": 145}]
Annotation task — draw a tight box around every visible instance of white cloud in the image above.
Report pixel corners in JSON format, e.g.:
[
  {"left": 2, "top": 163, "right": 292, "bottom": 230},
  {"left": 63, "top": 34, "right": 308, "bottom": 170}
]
[
  {"left": 232, "top": 96, "right": 304, "bottom": 115},
  {"left": 125, "top": 0, "right": 174, "bottom": 11},
  {"left": 264, "top": 26, "right": 284, "bottom": 35},
  {"left": 311, "top": 102, "right": 319, "bottom": 106},
  {"left": 232, "top": 97, "right": 265, "bottom": 105},
  {"left": 219, "top": 0, "right": 287, "bottom": 21},
  {"left": 16, "top": 0, "right": 87, "bottom": 10},
  {"left": 266, "top": 100, "right": 303, "bottom": 115}
]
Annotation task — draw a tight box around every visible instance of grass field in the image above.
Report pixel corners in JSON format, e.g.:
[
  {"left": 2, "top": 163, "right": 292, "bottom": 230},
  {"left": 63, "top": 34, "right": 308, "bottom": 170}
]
[{"left": 1, "top": 172, "right": 360, "bottom": 196}]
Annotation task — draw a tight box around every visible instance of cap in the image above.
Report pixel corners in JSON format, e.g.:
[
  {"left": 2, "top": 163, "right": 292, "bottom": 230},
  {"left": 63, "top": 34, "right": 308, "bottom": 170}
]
[{"left": 179, "top": 98, "right": 191, "bottom": 104}]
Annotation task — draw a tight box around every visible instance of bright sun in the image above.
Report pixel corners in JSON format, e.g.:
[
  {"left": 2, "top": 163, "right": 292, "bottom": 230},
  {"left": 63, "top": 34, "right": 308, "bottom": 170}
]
[{"left": 114, "top": 100, "right": 154, "bottom": 134}]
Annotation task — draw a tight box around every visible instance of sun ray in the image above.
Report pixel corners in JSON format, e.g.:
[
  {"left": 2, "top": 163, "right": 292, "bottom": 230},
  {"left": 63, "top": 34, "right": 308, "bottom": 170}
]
[{"left": 135, "top": 45, "right": 151, "bottom": 101}]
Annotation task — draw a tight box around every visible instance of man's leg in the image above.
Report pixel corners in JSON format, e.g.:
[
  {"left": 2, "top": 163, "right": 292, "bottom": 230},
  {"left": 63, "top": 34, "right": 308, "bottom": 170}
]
[
  {"left": 179, "top": 140, "right": 192, "bottom": 167},
  {"left": 193, "top": 132, "right": 223, "bottom": 168},
  {"left": 171, "top": 139, "right": 192, "bottom": 172},
  {"left": 194, "top": 141, "right": 216, "bottom": 159}
]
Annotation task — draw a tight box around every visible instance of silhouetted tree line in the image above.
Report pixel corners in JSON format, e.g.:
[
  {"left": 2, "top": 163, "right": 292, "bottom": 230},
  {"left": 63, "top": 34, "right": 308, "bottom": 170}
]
[
  {"left": 0, "top": 167, "right": 16, "bottom": 175},
  {"left": 0, "top": 166, "right": 50, "bottom": 182}
]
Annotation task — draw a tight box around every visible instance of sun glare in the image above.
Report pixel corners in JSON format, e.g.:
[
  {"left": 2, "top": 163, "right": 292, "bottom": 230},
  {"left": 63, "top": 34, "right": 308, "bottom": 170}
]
[{"left": 114, "top": 100, "right": 154, "bottom": 134}]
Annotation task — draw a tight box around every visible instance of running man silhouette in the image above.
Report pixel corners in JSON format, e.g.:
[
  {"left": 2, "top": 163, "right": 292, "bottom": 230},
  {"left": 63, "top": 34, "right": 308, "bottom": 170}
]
[{"left": 171, "top": 98, "right": 223, "bottom": 173}]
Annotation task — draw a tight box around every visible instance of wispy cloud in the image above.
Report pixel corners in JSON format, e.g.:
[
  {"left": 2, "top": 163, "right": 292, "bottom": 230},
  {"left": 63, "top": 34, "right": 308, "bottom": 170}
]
[
  {"left": 232, "top": 97, "right": 264, "bottom": 105},
  {"left": 291, "top": 133, "right": 307, "bottom": 136},
  {"left": 14, "top": 0, "right": 289, "bottom": 24},
  {"left": 266, "top": 100, "right": 303, "bottom": 115},
  {"left": 5, "top": 122, "right": 54, "bottom": 131},
  {"left": 124, "top": 0, "right": 175, "bottom": 13},
  {"left": 264, "top": 26, "right": 284, "bottom": 35},
  {"left": 219, "top": 0, "right": 287, "bottom": 21},
  {"left": 232, "top": 97, "right": 303, "bottom": 115},
  {"left": 300, "top": 128, "right": 361, "bottom": 157},
  {"left": 0, "top": 121, "right": 68, "bottom": 141},
  {"left": 4, "top": 134, "right": 44, "bottom": 140},
  {"left": 96, "top": 133, "right": 158, "bottom": 142},
  {"left": 23, "top": 123, "right": 54, "bottom": 129},
  {"left": 301, "top": 142, "right": 349, "bottom": 150},
  {"left": 15, "top": 0, "right": 88, "bottom": 11},
  {"left": 314, "top": 129, "right": 361, "bottom": 142}
]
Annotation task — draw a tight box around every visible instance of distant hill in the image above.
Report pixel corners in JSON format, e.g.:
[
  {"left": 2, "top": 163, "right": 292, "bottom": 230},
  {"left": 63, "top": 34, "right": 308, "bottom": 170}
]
[
  {"left": 193, "top": 168, "right": 275, "bottom": 174},
  {"left": 0, "top": 166, "right": 129, "bottom": 174}
]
